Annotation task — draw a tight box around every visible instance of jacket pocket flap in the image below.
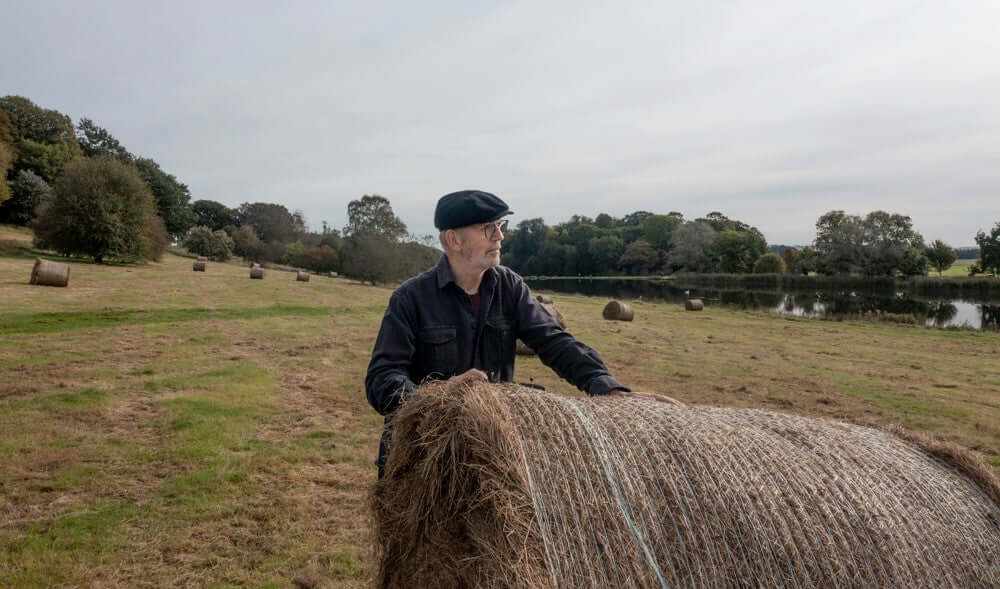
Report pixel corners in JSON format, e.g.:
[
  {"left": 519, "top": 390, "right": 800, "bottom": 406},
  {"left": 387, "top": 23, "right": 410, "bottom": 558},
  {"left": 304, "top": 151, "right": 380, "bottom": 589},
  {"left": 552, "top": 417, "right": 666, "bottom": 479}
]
[{"left": 418, "top": 326, "right": 456, "bottom": 344}]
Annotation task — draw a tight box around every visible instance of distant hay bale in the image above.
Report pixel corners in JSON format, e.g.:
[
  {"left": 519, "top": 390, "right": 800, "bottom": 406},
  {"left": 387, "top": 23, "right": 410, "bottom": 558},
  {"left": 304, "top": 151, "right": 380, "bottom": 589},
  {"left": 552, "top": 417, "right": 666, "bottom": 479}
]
[
  {"left": 29, "top": 258, "right": 70, "bottom": 287},
  {"left": 196, "top": 255, "right": 207, "bottom": 262},
  {"left": 372, "top": 381, "right": 1000, "bottom": 588},
  {"left": 602, "top": 300, "right": 633, "bottom": 321},
  {"left": 517, "top": 299, "right": 567, "bottom": 356},
  {"left": 296, "top": 271, "right": 310, "bottom": 282},
  {"left": 329, "top": 271, "right": 338, "bottom": 278},
  {"left": 251, "top": 262, "right": 261, "bottom": 269},
  {"left": 685, "top": 298, "right": 704, "bottom": 311},
  {"left": 192, "top": 261, "right": 206, "bottom": 272},
  {"left": 250, "top": 267, "right": 264, "bottom": 279}
]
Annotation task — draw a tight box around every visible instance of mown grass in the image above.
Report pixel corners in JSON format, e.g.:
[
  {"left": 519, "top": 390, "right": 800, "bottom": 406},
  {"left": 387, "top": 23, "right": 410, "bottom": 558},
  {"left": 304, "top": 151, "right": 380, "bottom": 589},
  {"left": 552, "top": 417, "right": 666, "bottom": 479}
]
[{"left": 1, "top": 234, "right": 998, "bottom": 587}]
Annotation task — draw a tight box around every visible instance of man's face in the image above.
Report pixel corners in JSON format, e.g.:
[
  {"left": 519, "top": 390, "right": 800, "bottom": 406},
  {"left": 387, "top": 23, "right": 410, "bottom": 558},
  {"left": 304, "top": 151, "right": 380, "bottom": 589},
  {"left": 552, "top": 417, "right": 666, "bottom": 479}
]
[{"left": 454, "top": 219, "right": 507, "bottom": 270}]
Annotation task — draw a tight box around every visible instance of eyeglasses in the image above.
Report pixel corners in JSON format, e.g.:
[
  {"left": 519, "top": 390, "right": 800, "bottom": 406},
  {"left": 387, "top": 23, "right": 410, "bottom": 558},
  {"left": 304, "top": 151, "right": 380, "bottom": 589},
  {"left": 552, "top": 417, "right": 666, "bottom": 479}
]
[{"left": 482, "top": 219, "right": 508, "bottom": 240}]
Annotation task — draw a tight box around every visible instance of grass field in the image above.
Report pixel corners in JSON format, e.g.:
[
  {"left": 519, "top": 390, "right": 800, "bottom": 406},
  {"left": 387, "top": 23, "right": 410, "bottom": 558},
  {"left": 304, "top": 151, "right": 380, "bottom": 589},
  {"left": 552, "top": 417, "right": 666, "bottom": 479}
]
[
  {"left": 2, "top": 224, "right": 999, "bottom": 587},
  {"left": 939, "top": 258, "right": 977, "bottom": 277}
]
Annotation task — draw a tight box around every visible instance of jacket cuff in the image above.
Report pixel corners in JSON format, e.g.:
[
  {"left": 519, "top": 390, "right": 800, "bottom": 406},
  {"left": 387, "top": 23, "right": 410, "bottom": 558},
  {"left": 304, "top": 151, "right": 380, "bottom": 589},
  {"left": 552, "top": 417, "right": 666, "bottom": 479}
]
[{"left": 585, "top": 375, "right": 629, "bottom": 396}]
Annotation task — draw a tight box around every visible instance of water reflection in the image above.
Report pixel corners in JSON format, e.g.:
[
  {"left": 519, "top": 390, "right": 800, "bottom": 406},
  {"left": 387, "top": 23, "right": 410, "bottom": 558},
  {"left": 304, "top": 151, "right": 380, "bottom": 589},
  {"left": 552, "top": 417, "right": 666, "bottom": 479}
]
[{"left": 524, "top": 278, "right": 1000, "bottom": 331}]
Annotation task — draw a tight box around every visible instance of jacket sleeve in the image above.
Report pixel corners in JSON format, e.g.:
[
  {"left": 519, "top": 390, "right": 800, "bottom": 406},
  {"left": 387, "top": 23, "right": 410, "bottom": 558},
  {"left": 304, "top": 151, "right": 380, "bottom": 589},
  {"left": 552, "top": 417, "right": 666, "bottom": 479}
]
[
  {"left": 513, "top": 277, "right": 629, "bottom": 395},
  {"left": 365, "top": 291, "right": 420, "bottom": 415}
]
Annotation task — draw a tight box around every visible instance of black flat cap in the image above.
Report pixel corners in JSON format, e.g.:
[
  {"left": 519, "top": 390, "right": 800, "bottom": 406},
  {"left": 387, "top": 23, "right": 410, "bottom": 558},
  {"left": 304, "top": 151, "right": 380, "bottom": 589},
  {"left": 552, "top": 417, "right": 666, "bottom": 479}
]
[{"left": 434, "top": 190, "right": 513, "bottom": 231}]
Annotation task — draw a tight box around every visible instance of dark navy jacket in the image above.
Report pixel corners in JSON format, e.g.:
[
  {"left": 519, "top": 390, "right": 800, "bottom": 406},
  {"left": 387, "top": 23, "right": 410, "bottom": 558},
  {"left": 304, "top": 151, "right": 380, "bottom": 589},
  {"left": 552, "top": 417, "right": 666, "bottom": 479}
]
[{"left": 365, "top": 255, "right": 627, "bottom": 471}]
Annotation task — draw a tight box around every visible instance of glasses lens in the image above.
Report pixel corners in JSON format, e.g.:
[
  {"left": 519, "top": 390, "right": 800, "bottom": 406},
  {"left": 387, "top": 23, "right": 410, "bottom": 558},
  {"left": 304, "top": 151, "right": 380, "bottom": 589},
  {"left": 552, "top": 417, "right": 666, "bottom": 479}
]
[{"left": 485, "top": 219, "right": 508, "bottom": 239}]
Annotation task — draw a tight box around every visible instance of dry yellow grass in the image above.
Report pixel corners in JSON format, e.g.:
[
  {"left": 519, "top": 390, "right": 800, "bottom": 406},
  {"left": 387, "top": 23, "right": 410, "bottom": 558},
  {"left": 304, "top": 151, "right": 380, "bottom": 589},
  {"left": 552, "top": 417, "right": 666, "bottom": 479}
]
[{"left": 1, "top": 235, "right": 998, "bottom": 586}]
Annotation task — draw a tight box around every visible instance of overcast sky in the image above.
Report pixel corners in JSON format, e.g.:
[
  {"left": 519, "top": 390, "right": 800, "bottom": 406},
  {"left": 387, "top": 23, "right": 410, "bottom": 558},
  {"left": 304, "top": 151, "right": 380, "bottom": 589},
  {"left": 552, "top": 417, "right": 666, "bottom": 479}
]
[{"left": 4, "top": 0, "right": 998, "bottom": 245}]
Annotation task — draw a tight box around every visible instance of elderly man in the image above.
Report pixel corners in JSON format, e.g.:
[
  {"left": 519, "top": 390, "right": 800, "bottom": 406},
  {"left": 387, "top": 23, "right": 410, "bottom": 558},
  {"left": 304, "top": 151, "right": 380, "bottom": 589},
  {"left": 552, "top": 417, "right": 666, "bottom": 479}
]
[{"left": 365, "top": 190, "right": 679, "bottom": 476}]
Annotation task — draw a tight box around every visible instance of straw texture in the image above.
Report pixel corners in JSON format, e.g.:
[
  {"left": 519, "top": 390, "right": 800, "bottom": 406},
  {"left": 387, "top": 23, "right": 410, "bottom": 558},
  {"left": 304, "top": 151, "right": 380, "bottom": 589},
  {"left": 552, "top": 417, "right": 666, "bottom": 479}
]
[{"left": 372, "top": 381, "right": 1000, "bottom": 589}]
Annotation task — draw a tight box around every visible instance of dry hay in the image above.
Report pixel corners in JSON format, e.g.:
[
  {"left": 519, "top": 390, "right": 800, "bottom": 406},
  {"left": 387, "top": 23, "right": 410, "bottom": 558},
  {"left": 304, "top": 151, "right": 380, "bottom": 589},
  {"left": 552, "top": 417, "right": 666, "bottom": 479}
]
[
  {"left": 192, "top": 261, "right": 206, "bottom": 272},
  {"left": 602, "top": 299, "right": 634, "bottom": 321},
  {"left": 517, "top": 298, "right": 567, "bottom": 356},
  {"left": 296, "top": 271, "right": 310, "bottom": 282},
  {"left": 29, "top": 258, "right": 70, "bottom": 287},
  {"left": 372, "top": 381, "right": 1000, "bottom": 588},
  {"left": 685, "top": 298, "right": 704, "bottom": 311},
  {"left": 250, "top": 267, "right": 264, "bottom": 279}
]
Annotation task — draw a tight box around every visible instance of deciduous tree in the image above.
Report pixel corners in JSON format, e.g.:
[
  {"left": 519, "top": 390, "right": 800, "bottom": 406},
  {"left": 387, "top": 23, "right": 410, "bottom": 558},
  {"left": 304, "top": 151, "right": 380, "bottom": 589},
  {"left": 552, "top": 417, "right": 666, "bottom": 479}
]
[
  {"left": 135, "top": 157, "right": 195, "bottom": 238},
  {"left": 33, "top": 157, "right": 166, "bottom": 263},
  {"left": 344, "top": 194, "right": 407, "bottom": 241},
  {"left": 925, "top": 240, "right": 957, "bottom": 276},
  {"left": 974, "top": 223, "right": 1000, "bottom": 276}
]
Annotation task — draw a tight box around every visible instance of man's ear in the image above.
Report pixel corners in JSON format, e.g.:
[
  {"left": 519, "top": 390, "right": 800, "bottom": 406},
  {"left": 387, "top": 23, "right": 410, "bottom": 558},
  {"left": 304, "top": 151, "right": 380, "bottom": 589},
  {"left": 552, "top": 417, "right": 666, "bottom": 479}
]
[{"left": 444, "top": 229, "right": 462, "bottom": 252}]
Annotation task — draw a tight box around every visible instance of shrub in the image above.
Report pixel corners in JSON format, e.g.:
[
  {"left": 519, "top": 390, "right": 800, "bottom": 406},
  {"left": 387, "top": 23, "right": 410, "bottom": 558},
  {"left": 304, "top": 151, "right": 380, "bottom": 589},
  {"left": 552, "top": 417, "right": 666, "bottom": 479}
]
[
  {"left": 753, "top": 252, "right": 787, "bottom": 274},
  {"left": 292, "top": 245, "right": 339, "bottom": 273},
  {"left": 182, "top": 225, "right": 234, "bottom": 261}
]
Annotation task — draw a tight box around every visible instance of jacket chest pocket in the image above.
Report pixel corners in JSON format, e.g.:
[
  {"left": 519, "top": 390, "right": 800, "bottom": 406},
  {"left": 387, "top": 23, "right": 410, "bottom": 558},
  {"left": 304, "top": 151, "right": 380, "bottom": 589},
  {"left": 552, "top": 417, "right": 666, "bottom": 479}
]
[
  {"left": 483, "top": 317, "right": 515, "bottom": 378},
  {"left": 418, "top": 326, "right": 458, "bottom": 379}
]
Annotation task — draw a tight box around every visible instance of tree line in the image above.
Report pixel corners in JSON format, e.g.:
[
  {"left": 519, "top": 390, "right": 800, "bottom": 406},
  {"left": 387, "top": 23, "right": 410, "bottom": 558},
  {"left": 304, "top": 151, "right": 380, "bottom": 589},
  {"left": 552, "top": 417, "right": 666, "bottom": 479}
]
[
  {"left": 0, "top": 95, "right": 436, "bottom": 282},
  {"left": 500, "top": 208, "right": 999, "bottom": 278},
  {"left": 4, "top": 94, "right": 996, "bottom": 281}
]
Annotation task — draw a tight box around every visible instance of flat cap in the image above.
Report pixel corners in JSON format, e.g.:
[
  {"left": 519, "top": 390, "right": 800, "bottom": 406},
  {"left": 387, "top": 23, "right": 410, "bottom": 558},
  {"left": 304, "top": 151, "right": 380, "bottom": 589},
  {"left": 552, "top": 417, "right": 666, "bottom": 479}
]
[{"left": 434, "top": 190, "right": 513, "bottom": 231}]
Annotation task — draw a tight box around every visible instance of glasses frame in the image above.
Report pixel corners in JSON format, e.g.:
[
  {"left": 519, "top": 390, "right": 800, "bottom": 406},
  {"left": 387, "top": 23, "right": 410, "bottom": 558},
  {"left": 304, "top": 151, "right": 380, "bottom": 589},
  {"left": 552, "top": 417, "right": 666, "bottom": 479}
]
[{"left": 482, "top": 219, "right": 509, "bottom": 240}]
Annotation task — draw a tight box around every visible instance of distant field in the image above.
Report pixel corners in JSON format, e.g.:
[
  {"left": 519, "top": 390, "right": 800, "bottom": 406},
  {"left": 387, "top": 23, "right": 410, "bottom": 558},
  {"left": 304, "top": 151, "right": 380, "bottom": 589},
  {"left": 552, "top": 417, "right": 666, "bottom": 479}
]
[
  {"left": 1, "top": 228, "right": 998, "bottom": 587},
  {"left": 940, "top": 258, "right": 977, "bottom": 277}
]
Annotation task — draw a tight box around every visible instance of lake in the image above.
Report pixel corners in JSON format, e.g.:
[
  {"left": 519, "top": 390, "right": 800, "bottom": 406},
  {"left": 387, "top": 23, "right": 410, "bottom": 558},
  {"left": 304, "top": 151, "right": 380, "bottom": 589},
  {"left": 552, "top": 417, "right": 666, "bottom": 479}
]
[{"left": 524, "top": 278, "right": 1000, "bottom": 331}]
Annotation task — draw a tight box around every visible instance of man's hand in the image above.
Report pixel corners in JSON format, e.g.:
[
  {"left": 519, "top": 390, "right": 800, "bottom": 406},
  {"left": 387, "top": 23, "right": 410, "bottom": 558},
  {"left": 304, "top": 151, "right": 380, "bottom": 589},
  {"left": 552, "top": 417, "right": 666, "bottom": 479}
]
[
  {"left": 447, "top": 368, "right": 488, "bottom": 385},
  {"left": 610, "top": 389, "right": 686, "bottom": 407}
]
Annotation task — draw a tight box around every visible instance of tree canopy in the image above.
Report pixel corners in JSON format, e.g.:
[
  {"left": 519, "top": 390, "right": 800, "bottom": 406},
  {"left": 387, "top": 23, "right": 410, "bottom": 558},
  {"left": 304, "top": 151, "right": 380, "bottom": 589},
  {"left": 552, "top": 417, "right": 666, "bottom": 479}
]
[
  {"left": 33, "top": 157, "right": 167, "bottom": 263},
  {"left": 345, "top": 194, "right": 407, "bottom": 241}
]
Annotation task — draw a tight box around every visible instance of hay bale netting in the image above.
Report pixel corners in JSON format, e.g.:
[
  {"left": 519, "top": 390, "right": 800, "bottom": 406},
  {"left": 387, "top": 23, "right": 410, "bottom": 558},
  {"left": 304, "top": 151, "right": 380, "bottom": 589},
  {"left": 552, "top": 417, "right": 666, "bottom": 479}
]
[
  {"left": 373, "top": 381, "right": 1000, "bottom": 588},
  {"left": 192, "top": 261, "right": 206, "bottom": 272},
  {"left": 685, "top": 298, "right": 704, "bottom": 311},
  {"left": 296, "top": 271, "right": 310, "bottom": 282},
  {"left": 601, "top": 299, "right": 633, "bottom": 321},
  {"left": 250, "top": 267, "right": 264, "bottom": 279},
  {"left": 29, "top": 258, "right": 70, "bottom": 287}
]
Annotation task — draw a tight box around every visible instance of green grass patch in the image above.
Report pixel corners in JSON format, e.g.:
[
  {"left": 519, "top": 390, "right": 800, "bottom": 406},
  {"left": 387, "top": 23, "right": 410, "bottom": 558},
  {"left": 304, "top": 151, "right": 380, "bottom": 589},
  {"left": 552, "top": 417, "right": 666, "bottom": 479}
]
[
  {"left": 0, "top": 305, "right": 332, "bottom": 335},
  {"left": 1, "top": 387, "right": 109, "bottom": 413}
]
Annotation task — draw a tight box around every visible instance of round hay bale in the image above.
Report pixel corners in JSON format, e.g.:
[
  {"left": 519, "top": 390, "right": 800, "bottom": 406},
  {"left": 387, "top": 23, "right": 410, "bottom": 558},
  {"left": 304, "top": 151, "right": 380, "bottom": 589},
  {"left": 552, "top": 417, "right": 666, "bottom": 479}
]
[
  {"left": 296, "top": 271, "right": 310, "bottom": 282},
  {"left": 29, "top": 258, "right": 70, "bottom": 287},
  {"left": 329, "top": 271, "right": 338, "bottom": 278},
  {"left": 602, "top": 300, "right": 633, "bottom": 321},
  {"left": 685, "top": 298, "right": 704, "bottom": 311},
  {"left": 196, "top": 255, "right": 207, "bottom": 262},
  {"left": 536, "top": 294, "right": 553, "bottom": 304},
  {"left": 250, "top": 267, "right": 264, "bottom": 279},
  {"left": 192, "top": 261, "right": 206, "bottom": 272},
  {"left": 373, "top": 381, "right": 1000, "bottom": 588},
  {"left": 539, "top": 302, "right": 566, "bottom": 329}
]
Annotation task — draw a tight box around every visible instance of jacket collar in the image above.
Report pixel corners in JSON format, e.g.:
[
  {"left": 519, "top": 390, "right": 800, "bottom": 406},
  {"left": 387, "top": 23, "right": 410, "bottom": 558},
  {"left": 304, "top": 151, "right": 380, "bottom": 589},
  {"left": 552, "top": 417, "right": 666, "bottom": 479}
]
[{"left": 435, "top": 254, "right": 497, "bottom": 291}]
